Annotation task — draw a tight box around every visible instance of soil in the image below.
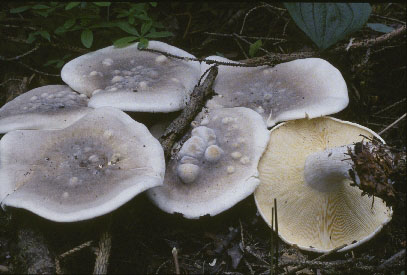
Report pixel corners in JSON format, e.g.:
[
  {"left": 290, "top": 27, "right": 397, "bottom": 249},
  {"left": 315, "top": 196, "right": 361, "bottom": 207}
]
[{"left": 0, "top": 2, "right": 406, "bottom": 274}]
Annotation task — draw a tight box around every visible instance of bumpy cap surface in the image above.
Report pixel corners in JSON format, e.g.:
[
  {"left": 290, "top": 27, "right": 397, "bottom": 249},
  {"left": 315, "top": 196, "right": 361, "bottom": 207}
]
[
  {"left": 0, "top": 107, "right": 165, "bottom": 222},
  {"left": 202, "top": 56, "right": 349, "bottom": 127},
  {"left": 62, "top": 41, "right": 201, "bottom": 112},
  {"left": 148, "top": 107, "right": 269, "bottom": 218},
  {"left": 254, "top": 117, "right": 392, "bottom": 252},
  {"left": 0, "top": 85, "right": 92, "bottom": 133}
]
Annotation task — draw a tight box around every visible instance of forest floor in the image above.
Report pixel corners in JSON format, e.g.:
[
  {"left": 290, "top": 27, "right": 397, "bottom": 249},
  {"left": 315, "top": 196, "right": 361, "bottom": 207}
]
[{"left": 0, "top": 2, "right": 406, "bottom": 274}]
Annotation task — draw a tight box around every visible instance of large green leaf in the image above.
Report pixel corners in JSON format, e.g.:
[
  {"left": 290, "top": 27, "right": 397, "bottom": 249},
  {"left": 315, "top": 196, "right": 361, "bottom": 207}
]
[{"left": 284, "top": 3, "right": 371, "bottom": 50}]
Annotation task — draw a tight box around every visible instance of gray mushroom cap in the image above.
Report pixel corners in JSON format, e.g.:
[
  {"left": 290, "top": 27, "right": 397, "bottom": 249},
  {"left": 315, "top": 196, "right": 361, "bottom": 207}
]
[
  {"left": 147, "top": 107, "right": 270, "bottom": 218},
  {"left": 62, "top": 40, "right": 201, "bottom": 112},
  {"left": 0, "top": 85, "right": 92, "bottom": 133},
  {"left": 202, "top": 56, "right": 349, "bottom": 127},
  {"left": 0, "top": 107, "right": 165, "bottom": 222}
]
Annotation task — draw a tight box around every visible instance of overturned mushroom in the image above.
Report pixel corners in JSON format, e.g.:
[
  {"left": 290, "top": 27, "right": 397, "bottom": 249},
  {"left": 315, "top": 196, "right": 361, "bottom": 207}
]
[
  {"left": 61, "top": 41, "right": 201, "bottom": 112},
  {"left": 0, "top": 85, "right": 92, "bottom": 133},
  {"left": 202, "top": 56, "right": 349, "bottom": 127},
  {"left": 0, "top": 107, "right": 165, "bottom": 222},
  {"left": 147, "top": 107, "right": 269, "bottom": 218},
  {"left": 254, "top": 117, "right": 392, "bottom": 252}
]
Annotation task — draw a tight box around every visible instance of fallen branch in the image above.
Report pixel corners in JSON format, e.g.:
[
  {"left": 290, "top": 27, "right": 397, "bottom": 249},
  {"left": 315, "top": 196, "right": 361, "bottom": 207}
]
[{"left": 159, "top": 65, "right": 218, "bottom": 160}]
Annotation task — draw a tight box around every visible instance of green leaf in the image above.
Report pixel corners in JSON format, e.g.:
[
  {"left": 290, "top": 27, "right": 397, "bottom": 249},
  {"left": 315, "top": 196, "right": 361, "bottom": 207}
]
[
  {"left": 141, "top": 21, "right": 152, "bottom": 36},
  {"left": 39, "top": 30, "right": 51, "bottom": 41},
  {"left": 113, "top": 36, "right": 138, "bottom": 48},
  {"left": 64, "top": 18, "right": 76, "bottom": 29},
  {"left": 10, "top": 6, "right": 31, "bottom": 13},
  {"left": 249, "top": 40, "right": 262, "bottom": 57},
  {"left": 56, "top": 60, "right": 65, "bottom": 68},
  {"left": 149, "top": 2, "right": 157, "bottom": 7},
  {"left": 44, "top": 59, "right": 59, "bottom": 67},
  {"left": 116, "top": 22, "right": 140, "bottom": 36},
  {"left": 54, "top": 26, "right": 67, "bottom": 34},
  {"left": 93, "top": 2, "right": 111, "bottom": 7},
  {"left": 284, "top": 3, "right": 372, "bottom": 50},
  {"left": 81, "top": 29, "right": 93, "bottom": 48},
  {"left": 27, "top": 32, "right": 38, "bottom": 44},
  {"left": 367, "top": 23, "right": 395, "bottom": 33},
  {"left": 145, "top": 31, "right": 173, "bottom": 38},
  {"left": 65, "top": 2, "right": 80, "bottom": 10},
  {"left": 137, "top": 37, "right": 149, "bottom": 49},
  {"left": 32, "top": 4, "right": 50, "bottom": 10},
  {"left": 34, "top": 10, "right": 51, "bottom": 17}
]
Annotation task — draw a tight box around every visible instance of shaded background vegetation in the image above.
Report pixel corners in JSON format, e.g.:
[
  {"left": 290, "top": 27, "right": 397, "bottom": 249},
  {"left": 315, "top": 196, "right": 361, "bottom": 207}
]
[{"left": 0, "top": 2, "right": 406, "bottom": 274}]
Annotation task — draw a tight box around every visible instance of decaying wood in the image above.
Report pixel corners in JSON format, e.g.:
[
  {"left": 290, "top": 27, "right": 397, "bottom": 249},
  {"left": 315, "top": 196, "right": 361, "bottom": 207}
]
[
  {"left": 347, "top": 138, "right": 406, "bottom": 207},
  {"left": 159, "top": 65, "right": 218, "bottom": 160},
  {"left": 93, "top": 230, "right": 112, "bottom": 275}
]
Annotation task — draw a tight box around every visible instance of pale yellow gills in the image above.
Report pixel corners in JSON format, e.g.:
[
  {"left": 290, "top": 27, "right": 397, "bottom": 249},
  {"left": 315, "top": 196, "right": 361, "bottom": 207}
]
[{"left": 254, "top": 117, "right": 392, "bottom": 253}]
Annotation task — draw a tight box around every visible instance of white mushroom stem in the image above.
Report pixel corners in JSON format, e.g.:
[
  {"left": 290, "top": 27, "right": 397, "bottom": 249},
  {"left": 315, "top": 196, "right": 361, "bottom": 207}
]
[{"left": 304, "top": 145, "right": 361, "bottom": 192}]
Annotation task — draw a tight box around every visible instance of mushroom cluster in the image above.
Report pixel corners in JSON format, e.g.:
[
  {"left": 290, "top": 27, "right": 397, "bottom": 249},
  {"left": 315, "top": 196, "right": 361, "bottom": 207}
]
[{"left": 0, "top": 39, "right": 390, "bottom": 253}]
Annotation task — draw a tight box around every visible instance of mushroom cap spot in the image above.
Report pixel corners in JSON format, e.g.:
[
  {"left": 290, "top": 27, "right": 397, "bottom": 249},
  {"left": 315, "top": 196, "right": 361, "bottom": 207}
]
[
  {"left": 178, "top": 136, "right": 207, "bottom": 159},
  {"left": 204, "top": 145, "right": 223, "bottom": 163},
  {"left": 177, "top": 163, "right": 200, "bottom": 183},
  {"left": 180, "top": 156, "right": 199, "bottom": 165},
  {"left": 191, "top": 126, "right": 217, "bottom": 145},
  {"left": 0, "top": 85, "right": 92, "bottom": 133},
  {"left": 202, "top": 56, "right": 349, "bottom": 127},
  {"left": 147, "top": 107, "right": 270, "bottom": 218},
  {"left": 231, "top": 151, "right": 242, "bottom": 159},
  {"left": 62, "top": 41, "right": 201, "bottom": 112},
  {"left": 0, "top": 107, "right": 165, "bottom": 222},
  {"left": 254, "top": 117, "right": 392, "bottom": 253}
]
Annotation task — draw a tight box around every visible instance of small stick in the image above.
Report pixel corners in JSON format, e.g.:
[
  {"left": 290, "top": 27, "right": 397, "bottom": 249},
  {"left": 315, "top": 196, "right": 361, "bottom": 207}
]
[
  {"left": 0, "top": 44, "right": 40, "bottom": 61},
  {"left": 378, "top": 113, "right": 406, "bottom": 135},
  {"left": 55, "top": 241, "right": 93, "bottom": 274},
  {"left": 270, "top": 206, "right": 274, "bottom": 275},
  {"left": 373, "top": 98, "right": 406, "bottom": 115},
  {"left": 172, "top": 247, "right": 180, "bottom": 275},
  {"left": 286, "top": 244, "right": 347, "bottom": 274},
  {"left": 93, "top": 230, "right": 112, "bottom": 275},
  {"left": 274, "top": 198, "right": 279, "bottom": 272},
  {"left": 378, "top": 248, "right": 406, "bottom": 270}
]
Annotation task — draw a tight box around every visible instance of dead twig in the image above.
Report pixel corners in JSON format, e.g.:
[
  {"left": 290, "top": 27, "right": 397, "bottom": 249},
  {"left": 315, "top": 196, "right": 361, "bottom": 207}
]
[
  {"left": 378, "top": 248, "right": 406, "bottom": 270},
  {"left": 172, "top": 247, "right": 181, "bottom": 274},
  {"left": 15, "top": 61, "right": 60, "bottom": 77},
  {"left": 159, "top": 65, "right": 218, "bottom": 160},
  {"left": 0, "top": 44, "right": 40, "bottom": 61},
  {"left": 285, "top": 244, "right": 347, "bottom": 274},
  {"left": 373, "top": 98, "right": 406, "bottom": 115},
  {"left": 378, "top": 113, "right": 406, "bottom": 135},
  {"left": 93, "top": 230, "right": 112, "bottom": 275},
  {"left": 206, "top": 32, "right": 286, "bottom": 42},
  {"left": 55, "top": 241, "right": 93, "bottom": 275}
]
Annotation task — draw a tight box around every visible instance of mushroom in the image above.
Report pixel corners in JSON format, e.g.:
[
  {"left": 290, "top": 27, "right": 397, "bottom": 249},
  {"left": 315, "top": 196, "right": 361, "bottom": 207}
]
[
  {"left": 202, "top": 56, "right": 349, "bottom": 127},
  {"left": 61, "top": 40, "right": 201, "bottom": 113},
  {"left": 147, "top": 107, "right": 270, "bottom": 218},
  {"left": 0, "top": 107, "right": 165, "bottom": 222},
  {"left": 254, "top": 117, "right": 392, "bottom": 252},
  {"left": 0, "top": 85, "right": 92, "bottom": 133}
]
